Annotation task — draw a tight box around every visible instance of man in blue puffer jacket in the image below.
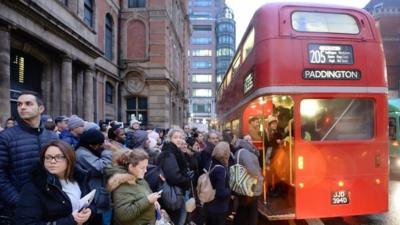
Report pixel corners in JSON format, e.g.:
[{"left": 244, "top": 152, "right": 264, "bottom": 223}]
[{"left": 0, "top": 91, "right": 58, "bottom": 224}]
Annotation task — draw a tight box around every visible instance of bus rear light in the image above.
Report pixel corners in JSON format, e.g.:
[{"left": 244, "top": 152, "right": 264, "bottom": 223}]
[
  {"left": 338, "top": 181, "right": 344, "bottom": 187},
  {"left": 298, "top": 156, "right": 304, "bottom": 170}
]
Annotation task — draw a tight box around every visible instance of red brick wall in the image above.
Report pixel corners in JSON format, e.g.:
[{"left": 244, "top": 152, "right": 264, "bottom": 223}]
[{"left": 127, "top": 20, "right": 146, "bottom": 59}]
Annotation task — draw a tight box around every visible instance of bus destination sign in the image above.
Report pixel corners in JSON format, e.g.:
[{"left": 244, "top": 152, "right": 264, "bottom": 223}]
[
  {"left": 308, "top": 44, "right": 354, "bottom": 65},
  {"left": 303, "top": 69, "right": 361, "bottom": 80}
]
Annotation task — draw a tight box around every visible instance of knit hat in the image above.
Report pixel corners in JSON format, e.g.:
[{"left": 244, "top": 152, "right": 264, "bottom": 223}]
[
  {"left": 79, "top": 129, "right": 105, "bottom": 146},
  {"left": 54, "top": 116, "right": 68, "bottom": 124},
  {"left": 127, "top": 130, "right": 148, "bottom": 149},
  {"left": 84, "top": 121, "right": 100, "bottom": 131},
  {"left": 68, "top": 115, "right": 85, "bottom": 130}
]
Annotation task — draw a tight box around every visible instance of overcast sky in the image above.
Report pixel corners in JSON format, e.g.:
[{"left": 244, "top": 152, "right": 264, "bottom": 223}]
[{"left": 225, "top": 0, "right": 372, "bottom": 46}]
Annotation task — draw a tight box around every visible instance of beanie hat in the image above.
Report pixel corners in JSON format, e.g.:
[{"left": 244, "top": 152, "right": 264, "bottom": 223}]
[
  {"left": 84, "top": 121, "right": 100, "bottom": 131},
  {"left": 68, "top": 115, "right": 85, "bottom": 130},
  {"left": 79, "top": 129, "right": 105, "bottom": 146},
  {"left": 127, "top": 130, "right": 148, "bottom": 149},
  {"left": 186, "top": 137, "right": 196, "bottom": 147}
]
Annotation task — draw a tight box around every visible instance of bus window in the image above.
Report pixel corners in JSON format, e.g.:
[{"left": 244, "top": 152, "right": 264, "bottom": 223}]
[
  {"left": 300, "top": 99, "right": 374, "bottom": 141},
  {"left": 292, "top": 12, "right": 360, "bottom": 34},
  {"left": 389, "top": 117, "right": 396, "bottom": 140}
]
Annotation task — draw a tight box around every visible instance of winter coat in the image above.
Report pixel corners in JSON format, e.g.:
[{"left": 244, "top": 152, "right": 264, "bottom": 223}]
[
  {"left": 14, "top": 163, "right": 91, "bottom": 225},
  {"left": 60, "top": 130, "right": 80, "bottom": 149},
  {"left": 156, "top": 142, "right": 190, "bottom": 190},
  {"left": 198, "top": 141, "right": 215, "bottom": 173},
  {"left": 76, "top": 146, "right": 112, "bottom": 189},
  {"left": 0, "top": 119, "right": 58, "bottom": 215},
  {"left": 76, "top": 146, "right": 113, "bottom": 212},
  {"left": 205, "top": 159, "right": 230, "bottom": 214},
  {"left": 234, "top": 139, "right": 264, "bottom": 196},
  {"left": 105, "top": 166, "right": 155, "bottom": 225}
]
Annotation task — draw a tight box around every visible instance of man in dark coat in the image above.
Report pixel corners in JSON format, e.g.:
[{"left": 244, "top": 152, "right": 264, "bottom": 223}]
[
  {"left": 0, "top": 91, "right": 58, "bottom": 223},
  {"left": 198, "top": 130, "right": 220, "bottom": 172}
]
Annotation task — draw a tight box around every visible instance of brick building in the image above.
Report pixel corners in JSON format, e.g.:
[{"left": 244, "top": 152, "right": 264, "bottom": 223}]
[
  {"left": 0, "top": 0, "right": 189, "bottom": 128},
  {"left": 365, "top": 0, "right": 400, "bottom": 97}
]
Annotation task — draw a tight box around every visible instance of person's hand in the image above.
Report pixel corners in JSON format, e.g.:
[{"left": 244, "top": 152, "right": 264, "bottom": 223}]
[
  {"left": 72, "top": 208, "right": 91, "bottom": 225},
  {"left": 147, "top": 192, "right": 161, "bottom": 204},
  {"left": 154, "top": 201, "right": 161, "bottom": 210}
]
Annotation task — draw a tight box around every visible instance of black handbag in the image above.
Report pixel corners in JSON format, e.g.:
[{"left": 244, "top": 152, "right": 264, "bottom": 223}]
[{"left": 159, "top": 181, "right": 184, "bottom": 211}]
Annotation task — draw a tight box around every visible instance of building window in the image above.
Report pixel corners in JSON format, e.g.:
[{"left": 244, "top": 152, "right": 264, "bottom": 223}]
[
  {"left": 190, "top": 12, "right": 212, "bottom": 20},
  {"left": 126, "top": 96, "right": 148, "bottom": 125},
  {"left": 217, "top": 23, "right": 234, "bottom": 32},
  {"left": 190, "top": 0, "right": 212, "bottom": 7},
  {"left": 218, "top": 36, "right": 234, "bottom": 45},
  {"left": 193, "top": 25, "right": 212, "bottom": 32},
  {"left": 192, "top": 74, "right": 212, "bottom": 83},
  {"left": 128, "top": 0, "right": 145, "bottom": 8},
  {"left": 192, "top": 37, "right": 212, "bottom": 45},
  {"left": 216, "top": 48, "right": 234, "bottom": 57},
  {"left": 192, "top": 61, "right": 212, "bottom": 69},
  {"left": 193, "top": 103, "right": 211, "bottom": 113},
  {"left": 105, "top": 82, "right": 113, "bottom": 104},
  {"left": 192, "top": 49, "right": 212, "bottom": 57},
  {"left": 84, "top": 0, "right": 94, "bottom": 27},
  {"left": 105, "top": 14, "right": 113, "bottom": 60},
  {"left": 193, "top": 89, "right": 212, "bottom": 97}
]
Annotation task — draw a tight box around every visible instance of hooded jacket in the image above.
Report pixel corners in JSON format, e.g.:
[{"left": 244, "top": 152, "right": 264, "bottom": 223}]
[
  {"left": 14, "top": 163, "right": 91, "bottom": 225},
  {"left": 234, "top": 139, "right": 264, "bottom": 196},
  {"left": 0, "top": 118, "right": 58, "bottom": 215},
  {"left": 105, "top": 166, "right": 155, "bottom": 225}
]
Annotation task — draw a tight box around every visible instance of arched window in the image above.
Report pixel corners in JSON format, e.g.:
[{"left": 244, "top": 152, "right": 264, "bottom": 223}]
[
  {"left": 105, "top": 82, "right": 114, "bottom": 104},
  {"left": 105, "top": 14, "right": 113, "bottom": 60},
  {"left": 84, "top": 0, "right": 94, "bottom": 27},
  {"left": 128, "top": 0, "right": 145, "bottom": 8}
]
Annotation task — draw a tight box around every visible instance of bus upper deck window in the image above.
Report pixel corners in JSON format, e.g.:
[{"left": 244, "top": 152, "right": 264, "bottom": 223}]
[{"left": 292, "top": 12, "right": 360, "bottom": 34}]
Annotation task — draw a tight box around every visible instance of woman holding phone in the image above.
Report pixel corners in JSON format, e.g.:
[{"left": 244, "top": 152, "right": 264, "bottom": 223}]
[
  {"left": 105, "top": 149, "right": 161, "bottom": 225},
  {"left": 14, "top": 140, "right": 92, "bottom": 225}
]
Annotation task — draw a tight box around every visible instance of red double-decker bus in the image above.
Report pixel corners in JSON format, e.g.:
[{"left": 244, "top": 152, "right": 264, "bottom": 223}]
[{"left": 216, "top": 3, "right": 388, "bottom": 220}]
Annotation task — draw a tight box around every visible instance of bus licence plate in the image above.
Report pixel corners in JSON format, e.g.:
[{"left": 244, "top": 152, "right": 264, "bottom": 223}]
[{"left": 331, "top": 190, "right": 349, "bottom": 205}]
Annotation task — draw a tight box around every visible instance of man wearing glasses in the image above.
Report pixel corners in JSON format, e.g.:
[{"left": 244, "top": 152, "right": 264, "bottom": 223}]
[{"left": 0, "top": 91, "right": 58, "bottom": 225}]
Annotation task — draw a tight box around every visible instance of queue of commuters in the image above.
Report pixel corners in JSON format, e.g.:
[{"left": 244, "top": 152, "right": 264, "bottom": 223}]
[{"left": 0, "top": 90, "right": 264, "bottom": 225}]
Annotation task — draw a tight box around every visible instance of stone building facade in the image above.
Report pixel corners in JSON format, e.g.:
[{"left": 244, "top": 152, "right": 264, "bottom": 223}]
[
  {"left": 365, "top": 0, "right": 400, "bottom": 97},
  {"left": 0, "top": 0, "right": 189, "bottom": 128}
]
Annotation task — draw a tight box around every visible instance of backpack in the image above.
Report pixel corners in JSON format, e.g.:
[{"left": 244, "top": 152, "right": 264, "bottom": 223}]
[{"left": 196, "top": 164, "right": 224, "bottom": 204}]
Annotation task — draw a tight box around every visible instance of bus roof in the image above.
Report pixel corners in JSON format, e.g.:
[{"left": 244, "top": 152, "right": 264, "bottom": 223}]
[{"left": 389, "top": 99, "right": 400, "bottom": 113}]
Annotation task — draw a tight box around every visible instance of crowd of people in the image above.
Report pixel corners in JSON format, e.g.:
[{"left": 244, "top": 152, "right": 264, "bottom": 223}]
[{"left": 0, "top": 91, "right": 263, "bottom": 225}]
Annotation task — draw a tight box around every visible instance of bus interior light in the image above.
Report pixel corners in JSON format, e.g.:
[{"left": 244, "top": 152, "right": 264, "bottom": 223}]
[{"left": 298, "top": 156, "right": 304, "bottom": 170}]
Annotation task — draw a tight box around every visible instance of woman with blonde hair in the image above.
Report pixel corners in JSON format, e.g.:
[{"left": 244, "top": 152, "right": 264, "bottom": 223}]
[
  {"left": 205, "top": 141, "right": 231, "bottom": 225},
  {"left": 106, "top": 149, "right": 161, "bottom": 225}
]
